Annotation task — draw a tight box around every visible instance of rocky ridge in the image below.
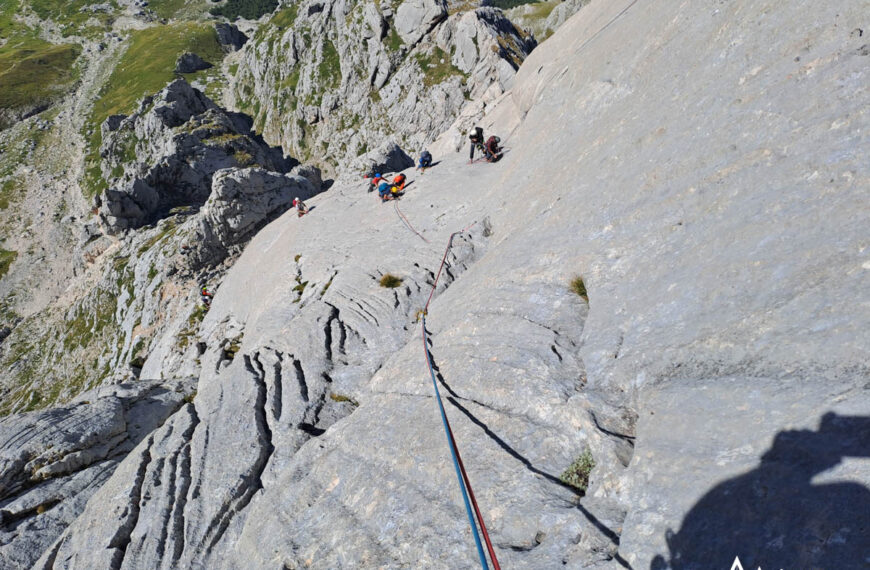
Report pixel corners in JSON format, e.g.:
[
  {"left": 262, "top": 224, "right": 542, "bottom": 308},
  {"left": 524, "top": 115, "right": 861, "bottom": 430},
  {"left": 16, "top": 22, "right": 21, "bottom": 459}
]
[
  {"left": 228, "top": 0, "right": 536, "bottom": 174},
  {"left": 0, "top": 79, "right": 322, "bottom": 414}
]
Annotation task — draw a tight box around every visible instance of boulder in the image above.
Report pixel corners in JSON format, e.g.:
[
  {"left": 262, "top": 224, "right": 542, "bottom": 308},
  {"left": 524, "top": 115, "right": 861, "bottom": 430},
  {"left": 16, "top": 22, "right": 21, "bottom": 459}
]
[
  {"left": 354, "top": 140, "right": 415, "bottom": 174},
  {"left": 290, "top": 164, "right": 323, "bottom": 190},
  {"left": 215, "top": 22, "right": 248, "bottom": 52},
  {"left": 200, "top": 168, "right": 318, "bottom": 249},
  {"left": 174, "top": 52, "right": 213, "bottom": 74},
  {"left": 394, "top": 0, "right": 448, "bottom": 46}
]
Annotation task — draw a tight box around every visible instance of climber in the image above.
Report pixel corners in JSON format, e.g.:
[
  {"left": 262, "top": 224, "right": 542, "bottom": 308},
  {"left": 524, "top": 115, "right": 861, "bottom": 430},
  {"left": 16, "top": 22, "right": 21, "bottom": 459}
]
[
  {"left": 484, "top": 135, "right": 502, "bottom": 162},
  {"left": 293, "top": 197, "right": 308, "bottom": 217},
  {"left": 378, "top": 180, "right": 394, "bottom": 201},
  {"left": 365, "top": 172, "right": 386, "bottom": 193},
  {"left": 418, "top": 150, "right": 432, "bottom": 172},
  {"left": 200, "top": 285, "right": 213, "bottom": 307},
  {"left": 391, "top": 173, "right": 406, "bottom": 195},
  {"left": 468, "top": 126, "right": 485, "bottom": 163}
]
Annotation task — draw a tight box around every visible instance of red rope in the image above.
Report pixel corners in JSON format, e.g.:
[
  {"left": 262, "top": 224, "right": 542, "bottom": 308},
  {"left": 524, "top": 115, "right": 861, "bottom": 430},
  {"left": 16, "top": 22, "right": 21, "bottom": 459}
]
[
  {"left": 422, "top": 221, "right": 500, "bottom": 569},
  {"left": 424, "top": 221, "right": 477, "bottom": 313},
  {"left": 444, "top": 407, "right": 501, "bottom": 569},
  {"left": 394, "top": 201, "right": 430, "bottom": 243}
]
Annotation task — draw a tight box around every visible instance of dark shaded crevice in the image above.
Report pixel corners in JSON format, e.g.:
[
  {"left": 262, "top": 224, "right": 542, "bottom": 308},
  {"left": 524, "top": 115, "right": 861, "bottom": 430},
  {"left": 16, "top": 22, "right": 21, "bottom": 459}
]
[
  {"left": 551, "top": 344, "right": 563, "bottom": 362},
  {"left": 504, "top": 541, "right": 539, "bottom": 552},
  {"left": 323, "top": 302, "right": 349, "bottom": 359},
  {"left": 0, "top": 498, "right": 61, "bottom": 527},
  {"left": 589, "top": 410, "right": 635, "bottom": 444},
  {"left": 39, "top": 537, "right": 63, "bottom": 570},
  {"left": 292, "top": 357, "right": 308, "bottom": 402},
  {"left": 297, "top": 423, "right": 327, "bottom": 436},
  {"left": 323, "top": 306, "right": 336, "bottom": 362},
  {"left": 272, "top": 352, "right": 284, "bottom": 423},
  {"left": 171, "top": 405, "right": 200, "bottom": 563},
  {"left": 107, "top": 436, "right": 155, "bottom": 570},
  {"left": 200, "top": 355, "right": 275, "bottom": 552}
]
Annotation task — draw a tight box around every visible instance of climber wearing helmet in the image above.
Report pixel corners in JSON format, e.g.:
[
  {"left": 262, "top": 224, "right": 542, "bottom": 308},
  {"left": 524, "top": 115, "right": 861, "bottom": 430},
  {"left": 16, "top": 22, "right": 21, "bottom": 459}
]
[
  {"left": 366, "top": 172, "right": 386, "bottom": 193},
  {"left": 418, "top": 150, "right": 432, "bottom": 172},
  {"left": 293, "top": 197, "right": 308, "bottom": 217},
  {"left": 200, "top": 285, "right": 214, "bottom": 307},
  {"left": 468, "top": 126, "right": 485, "bottom": 163},
  {"left": 378, "top": 180, "right": 394, "bottom": 202},
  {"left": 391, "top": 173, "right": 406, "bottom": 195}
]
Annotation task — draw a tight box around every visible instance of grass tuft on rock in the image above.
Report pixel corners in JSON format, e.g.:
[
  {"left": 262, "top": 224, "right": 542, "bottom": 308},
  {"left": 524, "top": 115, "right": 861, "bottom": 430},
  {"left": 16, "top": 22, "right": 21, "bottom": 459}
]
[
  {"left": 329, "top": 392, "right": 359, "bottom": 406},
  {"left": 379, "top": 274, "right": 402, "bottom": 288},
  {"left": 560, "top": 449, "right": 594, "bottom": 492},
  {"left": 0, "top": 249, "right": 18, "bottom": 280},
  {"left": 414, "top": 47, "right": 465, "bottom": 87},
  {"left": 570, "top": 276, "right": 588, "bottom": 302}
]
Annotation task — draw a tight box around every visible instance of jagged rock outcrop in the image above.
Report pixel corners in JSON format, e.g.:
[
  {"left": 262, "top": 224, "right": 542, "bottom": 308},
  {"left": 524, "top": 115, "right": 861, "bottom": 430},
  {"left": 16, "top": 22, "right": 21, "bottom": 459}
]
[
  {"left": 394, "top": 0, "right": 447, "bottom": 46},
  {"left": 199, "top": 167, "right": 316, "bottom": 249},
  {"left": 0, "top": 379, "right": 194, "bottom": 569},
  {"left": 98, "top": 79, "right": 294, "bottom": 232},
  {"left": 352, "top": 139, "right": 415, "bottom": 174},
  {"left": 174, "top": 52, "right": 213, "bottom": 74},
  {"left": 229, "top": 0, "right": 535, "bottom": 175},
  {"left": 214, "top": 23, "right": 249, "bottom": 52},
  {"left": 543, "top": 0, "right": 590, "bottom": 36},
  {"left": 506, "top": 0, "right": 591, "bottom": 41},
  {"left": 0, "top": 79, "right": 323, "bottom": 416}
]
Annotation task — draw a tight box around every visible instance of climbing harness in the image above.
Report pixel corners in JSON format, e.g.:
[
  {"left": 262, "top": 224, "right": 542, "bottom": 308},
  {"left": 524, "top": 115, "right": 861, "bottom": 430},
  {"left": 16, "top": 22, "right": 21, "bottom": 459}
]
[{"left": 420, "top": 223, "right": 500, "bottom": 570}]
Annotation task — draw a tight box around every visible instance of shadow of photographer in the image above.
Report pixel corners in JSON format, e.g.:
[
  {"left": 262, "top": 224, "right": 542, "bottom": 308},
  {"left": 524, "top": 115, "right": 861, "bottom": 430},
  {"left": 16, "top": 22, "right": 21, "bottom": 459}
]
[{"left": 651, "top": 412, "right": 870, "bottom": 569}]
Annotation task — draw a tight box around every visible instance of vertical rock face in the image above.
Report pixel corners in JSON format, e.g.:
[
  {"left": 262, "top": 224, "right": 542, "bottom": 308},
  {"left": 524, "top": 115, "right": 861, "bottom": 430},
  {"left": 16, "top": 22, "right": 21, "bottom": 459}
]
[
  {"left": 5, "top": 0, "right": 870, "bottom": 568},
  {"left": 228, "top": 0, "right": 536, "bottom": 175}
]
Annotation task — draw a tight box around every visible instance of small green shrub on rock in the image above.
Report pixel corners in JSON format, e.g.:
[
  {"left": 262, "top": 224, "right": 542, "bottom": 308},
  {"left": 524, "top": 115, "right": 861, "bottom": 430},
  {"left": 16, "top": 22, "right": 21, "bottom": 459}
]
[
  {"left": 570, "top": 276, "right": 588, "bottom": 302},
  {"left": 379, "top": 274, "right": 402, "bottom": 288},
  {"left": 560, "top": 449, "right": 595, "bottom": 492}
]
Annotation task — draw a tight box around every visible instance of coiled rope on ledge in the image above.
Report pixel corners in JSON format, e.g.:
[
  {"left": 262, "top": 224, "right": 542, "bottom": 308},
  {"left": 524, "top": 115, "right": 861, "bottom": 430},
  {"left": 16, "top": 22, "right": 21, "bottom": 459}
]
[{"left": 420, "top": 222, "right": 500, "bottom": 570}]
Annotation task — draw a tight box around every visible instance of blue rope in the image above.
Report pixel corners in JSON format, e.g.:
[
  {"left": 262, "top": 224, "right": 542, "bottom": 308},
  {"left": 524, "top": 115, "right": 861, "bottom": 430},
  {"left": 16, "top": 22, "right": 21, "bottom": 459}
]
[{"left": 421, "top": 314, "right": 489, "bottom": 570}]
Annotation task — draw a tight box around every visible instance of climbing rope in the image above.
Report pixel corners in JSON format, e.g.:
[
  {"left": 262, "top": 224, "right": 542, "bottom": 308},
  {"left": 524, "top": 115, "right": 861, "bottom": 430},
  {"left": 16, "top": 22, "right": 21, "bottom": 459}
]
[
  {"left": 420, "top": 223, "right": 500, "bottom": 570},
  {"left": 394, "top": 201, "right": 429, "bottom": 243},
  {"left": 574, "top": 0, "right": 640, "bottom": 56}
]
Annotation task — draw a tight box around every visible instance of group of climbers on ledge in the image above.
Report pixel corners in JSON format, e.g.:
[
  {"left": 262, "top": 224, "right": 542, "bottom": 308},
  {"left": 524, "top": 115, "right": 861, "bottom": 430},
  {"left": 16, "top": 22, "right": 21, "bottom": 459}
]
[
  {"left": 365, "top": 172, "right": 408, "bottom": 202},
  {"left": 362, "top": 126, "right": 503, "bottom": 203},
  {"left": 197, "top": 127, "right": 502, "bottom": 306}
]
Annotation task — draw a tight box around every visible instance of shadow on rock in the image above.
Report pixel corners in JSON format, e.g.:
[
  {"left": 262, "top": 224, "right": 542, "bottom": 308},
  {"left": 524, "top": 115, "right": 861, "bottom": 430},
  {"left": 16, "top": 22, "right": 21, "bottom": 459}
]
[{"left": 651, "top": 412, "right": 870, "bottom": 569}]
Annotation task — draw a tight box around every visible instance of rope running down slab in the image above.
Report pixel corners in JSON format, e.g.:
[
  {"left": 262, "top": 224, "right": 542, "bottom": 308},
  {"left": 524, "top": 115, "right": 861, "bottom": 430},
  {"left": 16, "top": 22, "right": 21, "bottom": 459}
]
[{"left": 420, "top": 222, "right": 500, "bottom": 569}]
